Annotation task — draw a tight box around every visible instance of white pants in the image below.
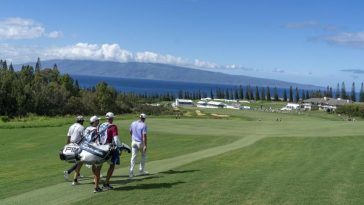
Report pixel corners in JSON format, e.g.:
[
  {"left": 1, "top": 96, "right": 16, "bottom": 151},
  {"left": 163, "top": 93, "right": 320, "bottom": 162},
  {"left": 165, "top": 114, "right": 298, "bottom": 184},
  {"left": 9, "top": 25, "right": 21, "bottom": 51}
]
[{"left": 130, "top": 140, "right": 146, "bottom": 173}]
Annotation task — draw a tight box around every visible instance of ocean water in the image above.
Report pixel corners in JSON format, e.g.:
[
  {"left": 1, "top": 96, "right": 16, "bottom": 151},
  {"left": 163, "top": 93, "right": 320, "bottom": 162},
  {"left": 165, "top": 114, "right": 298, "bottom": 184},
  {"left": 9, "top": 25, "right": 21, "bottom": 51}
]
[
  {"left": 73, "top": 75, "right": 242, "bottom": 93},
  {"left": 72, "top": 75, "right": 305, "bottom": 97}
]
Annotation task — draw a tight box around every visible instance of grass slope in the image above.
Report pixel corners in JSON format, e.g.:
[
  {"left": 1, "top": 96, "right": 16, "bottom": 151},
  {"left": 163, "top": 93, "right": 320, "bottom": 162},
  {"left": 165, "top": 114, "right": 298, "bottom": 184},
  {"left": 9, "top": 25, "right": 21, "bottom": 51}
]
[
  {"left": 1, "top": 110, "right": 364, "bottom": 204},
  {"left": 0, "top": 118, "right": 243, "bottom": 199},
  {"left": 74, "top": 136, "right": 364, "bottom": 205}
]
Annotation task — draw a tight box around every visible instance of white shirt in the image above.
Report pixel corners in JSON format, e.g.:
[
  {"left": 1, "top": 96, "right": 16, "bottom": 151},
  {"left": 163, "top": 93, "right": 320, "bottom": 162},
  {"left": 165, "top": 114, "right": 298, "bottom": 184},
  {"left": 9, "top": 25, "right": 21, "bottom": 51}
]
[
  {"left": 67, "top": 123, "right": 84, "bottom": 144},
  {"left": 83, "top": 126, "right": 98, "bottom": 143},
  {"left": 129, "top": 120, "right": 147, "bottom": 142}
]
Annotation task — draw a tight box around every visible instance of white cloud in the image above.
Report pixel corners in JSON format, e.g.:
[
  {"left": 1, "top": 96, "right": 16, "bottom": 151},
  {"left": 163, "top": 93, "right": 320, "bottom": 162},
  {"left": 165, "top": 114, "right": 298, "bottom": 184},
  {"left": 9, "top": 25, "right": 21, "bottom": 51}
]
[
  {"left": 0, "top": 17, "right": 62, "bottom": 39},
  {"left": 323, "top": 32, "right": 364, "bottom": 48},
  {"left": 46, "top": 31, "right": 63, "bottom": 38},
  {"left": 0, "top": 44, "right": 43, "bottom": 62},
  {"left": 0, "top": 42, "right": 251, "bottom": 73},
  {"left": 193, "top": 59, "right": 218, "bottom": 69}
]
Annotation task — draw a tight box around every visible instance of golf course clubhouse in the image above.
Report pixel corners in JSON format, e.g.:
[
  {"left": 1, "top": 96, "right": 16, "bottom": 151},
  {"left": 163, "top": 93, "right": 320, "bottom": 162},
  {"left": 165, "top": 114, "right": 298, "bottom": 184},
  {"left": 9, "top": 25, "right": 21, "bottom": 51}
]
[{"left": 303, "top": 97, "right": 353, "bottom": 112}]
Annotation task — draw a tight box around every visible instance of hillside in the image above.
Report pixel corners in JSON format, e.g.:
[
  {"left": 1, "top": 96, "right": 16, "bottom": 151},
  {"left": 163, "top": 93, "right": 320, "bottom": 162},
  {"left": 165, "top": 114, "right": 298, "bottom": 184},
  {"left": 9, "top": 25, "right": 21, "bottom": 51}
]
[{"left": 22, "top": 59, "right": 320, "bottom": 89}]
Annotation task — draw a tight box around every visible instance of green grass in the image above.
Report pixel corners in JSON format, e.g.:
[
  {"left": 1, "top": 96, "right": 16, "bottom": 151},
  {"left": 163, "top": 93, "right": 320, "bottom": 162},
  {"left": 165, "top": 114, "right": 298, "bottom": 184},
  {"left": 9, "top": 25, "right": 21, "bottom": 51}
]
[
  {"left": 0, "top": 117, "right": 242, "bottom": 199},
  {"left": 74, "top": 136, "right": 364, "bottom": 205},
  {"left": 1, "top": 110, "right": 364, "bottom": 204}
]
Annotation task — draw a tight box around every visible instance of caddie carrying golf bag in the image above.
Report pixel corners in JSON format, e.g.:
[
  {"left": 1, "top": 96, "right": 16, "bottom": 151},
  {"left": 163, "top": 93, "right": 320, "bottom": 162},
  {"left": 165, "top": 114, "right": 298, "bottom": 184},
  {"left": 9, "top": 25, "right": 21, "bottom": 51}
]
[
  {"left": 59, "top": 142, "right": 112, "bottom": 164},
  {"left": 60, "top": 142, "right": 131, "bottom": 165},
  {"left": 78, "top": 142, "right": 112, "bottom": 165},
  {"left": 59, "top": 143, "right": 81, "bottom": 163}
]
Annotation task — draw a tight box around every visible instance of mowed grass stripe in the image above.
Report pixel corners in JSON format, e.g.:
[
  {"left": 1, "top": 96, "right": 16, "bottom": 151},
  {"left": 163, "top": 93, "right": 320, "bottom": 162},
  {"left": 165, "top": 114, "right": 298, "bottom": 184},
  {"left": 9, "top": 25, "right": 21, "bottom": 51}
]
[
  {"left": 1, "top": 114, "right": 364, "bottom": 204},
  {"left": 75, "top": 136, "right": 364, "bottom": 205},
  {"left": 0, "top": 135, "right": 264, "bottom": 205}
]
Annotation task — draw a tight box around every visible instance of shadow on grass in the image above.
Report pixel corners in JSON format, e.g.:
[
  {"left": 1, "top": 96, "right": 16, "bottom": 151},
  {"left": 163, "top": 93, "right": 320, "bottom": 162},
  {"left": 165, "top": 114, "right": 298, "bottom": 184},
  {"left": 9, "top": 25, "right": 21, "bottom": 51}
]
[
  {"left": 110, "top": 175, "right": 162, "bottom": 186},
  {"left": 159, "top": 169, "right": 199, "bottom": 175},
  {"left": 114, "top": 181, "right": 185, "bottom": 191}
]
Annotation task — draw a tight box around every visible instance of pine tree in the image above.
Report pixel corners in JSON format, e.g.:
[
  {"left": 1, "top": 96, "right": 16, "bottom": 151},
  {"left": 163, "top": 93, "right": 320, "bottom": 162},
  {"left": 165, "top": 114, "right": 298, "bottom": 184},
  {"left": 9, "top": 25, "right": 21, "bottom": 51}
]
[
  {"left": 266, "top": 86, "right": 271, "bottom": 101},
  {"left": 360, "top": 82, "right": 364, "bottom": 102},
  {"left": 335, "top": 83, "right": 340, "bottom": 98},
  {"left": 302, "top": 89, "right": 306, "bottom": 100},
  {"left": 239, "top": 85, "right": 244, "bottom": 99},
  {"left": 295, "top": 87, "right": 299, "bottom": 102},
  {"left": 2, "top": 60, "right": 8, "bottom": 70},
  {"left": 329, "top": 87, "right": 333, "bottom": 97},
  {"left": 325, "top": 86, "right": 330, "bottom": 97},
  {"left": 351, "top": 82, "right": 356, "bottom": 102},
  {"left": 9, "top": 63, "right": 14, "bottom": 72},
  {"left": 210, "top": 89, "right": 214, "bottom": 99},
  {"left": 289, "top": 86, "right": 293, "bottom": 102},
  {"left": 246, "top": 85, "right": 251, "bottom": 100},
  {"left": 283, "top": 89, "right": 287, "bottom": 102},
  {"left": 234, "top": 89, "right": 239, "bottom": 100},
  {"left": 260, "top": 87, "right": 266, "bottom": 101},
  {"left": 273, "top": 87, "right": 278, "bottom": 101},
  {"left": 35, "top": 57, "right": 41, "bottom": 73},
  {"left": 306, "top": 90, "right": 310, "bottom": 99},
  {"left": 341, "top": 82, "right": 347, "bottom": 99},
  {"left": 255, "top": 86, "right": 260, "bottom": 101}
]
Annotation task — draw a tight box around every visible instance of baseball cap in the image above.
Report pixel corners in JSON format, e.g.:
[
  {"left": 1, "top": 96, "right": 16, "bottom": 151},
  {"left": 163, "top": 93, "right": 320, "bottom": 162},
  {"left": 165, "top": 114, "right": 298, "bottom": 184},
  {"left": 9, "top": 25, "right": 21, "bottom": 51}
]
[
  {"left": 90, "top": 115, "right": 101, "bottom": 123},
  {"left": 140, "top": 113, "right": 147, "bottom": 119},
  {"left": 76, "top": 115, "right": 84, "bottom": 121},
  {"left": 105, "top": 112, "right": 115, "bottom": 119}
]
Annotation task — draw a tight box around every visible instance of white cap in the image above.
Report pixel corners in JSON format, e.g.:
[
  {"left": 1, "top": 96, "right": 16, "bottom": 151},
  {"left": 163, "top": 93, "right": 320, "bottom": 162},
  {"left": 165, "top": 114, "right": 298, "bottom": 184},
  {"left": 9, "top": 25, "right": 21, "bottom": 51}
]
[
  {"left": 76, "top": 115, "right": 84, "bottom": 122},
  {"left": 90, "top": 115, "right": 101, "bottom": 123},
  {"left": 105, "top": 112, "right": 115, "bottom": 119},
  {"left": 140, "top": 113, "right": 147, "bottom": 119}
]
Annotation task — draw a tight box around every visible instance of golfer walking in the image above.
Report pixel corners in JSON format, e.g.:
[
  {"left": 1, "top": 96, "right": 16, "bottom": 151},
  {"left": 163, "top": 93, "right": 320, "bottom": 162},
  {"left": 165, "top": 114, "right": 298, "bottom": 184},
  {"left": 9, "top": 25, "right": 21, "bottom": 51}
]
[
  {"left": 129, "top": 113, "right": 148, "bottom": 178},
  {"left": 64, "top": 115, "right": 84, "bottom": 185},
  {"left": 84, "top": 115, "right": 103, "bottom": 193},
  {"left": 98, "top": 112, "right": 121, "bottom": 190}
]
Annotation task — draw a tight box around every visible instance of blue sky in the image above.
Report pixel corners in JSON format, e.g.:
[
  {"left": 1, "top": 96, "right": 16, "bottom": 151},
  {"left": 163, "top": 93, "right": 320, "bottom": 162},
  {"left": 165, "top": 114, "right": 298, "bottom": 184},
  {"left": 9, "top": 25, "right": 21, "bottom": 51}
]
[{"left": 0, "top": 0, "right": 364, "bottom": 87}]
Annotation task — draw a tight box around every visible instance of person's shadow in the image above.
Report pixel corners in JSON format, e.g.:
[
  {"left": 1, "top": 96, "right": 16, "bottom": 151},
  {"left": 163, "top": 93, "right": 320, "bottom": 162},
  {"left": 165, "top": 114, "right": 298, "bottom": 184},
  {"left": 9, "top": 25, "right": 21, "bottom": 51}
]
[
  {"left": 111, "top": 169, "right": 199, "bottom": 191},
  {"left": 159, "top": 169, "right": 199, "bottom": 175},
  {"left": 114, "top": 181, "right": 185, "bottom": 191}
]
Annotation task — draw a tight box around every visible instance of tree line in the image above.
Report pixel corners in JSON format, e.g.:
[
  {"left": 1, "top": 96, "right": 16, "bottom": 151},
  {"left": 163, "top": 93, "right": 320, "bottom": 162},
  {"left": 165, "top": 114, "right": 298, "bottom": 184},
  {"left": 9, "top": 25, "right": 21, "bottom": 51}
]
[
  {"left": 0, "top": 58, "right": 174, "bottom": 118},
  {"left": 178, "top": 83, "right": 364, "bottom": 103},
  {"left": 1, "top": 58, "right": 364, "bottom": 117}
]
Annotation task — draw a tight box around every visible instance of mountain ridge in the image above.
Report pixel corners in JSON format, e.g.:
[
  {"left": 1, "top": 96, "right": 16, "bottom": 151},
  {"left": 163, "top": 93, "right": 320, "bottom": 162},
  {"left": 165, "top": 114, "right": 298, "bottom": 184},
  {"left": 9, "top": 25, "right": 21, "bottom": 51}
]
[{"left": 19, "top": 59, "right": 321, "bottom": 90}]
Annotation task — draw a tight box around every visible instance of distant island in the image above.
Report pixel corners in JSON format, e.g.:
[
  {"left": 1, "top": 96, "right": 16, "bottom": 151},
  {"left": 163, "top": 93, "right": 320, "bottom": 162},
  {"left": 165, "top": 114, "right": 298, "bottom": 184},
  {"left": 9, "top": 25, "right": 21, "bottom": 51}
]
[{"left": 24, "top": 59, "right": 322, "bottom": 90}]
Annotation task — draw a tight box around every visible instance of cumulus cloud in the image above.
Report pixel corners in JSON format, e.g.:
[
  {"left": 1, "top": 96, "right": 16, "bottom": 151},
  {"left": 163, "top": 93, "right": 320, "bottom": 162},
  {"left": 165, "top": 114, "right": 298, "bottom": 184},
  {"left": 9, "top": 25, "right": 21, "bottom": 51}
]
[
  {"left": 0, "top": 44, "right": 44, "bottom": 62},
  {"left": 44, "top": 43, "right": 133, "bottom": 62},
  {"left": 0, "top": 17, "right": 62, "bottom": 39},
  {"left": 323, "top": 32, "right": 364, "bottom": 48},
  {"left": 1, "top": 42, "right": 247, "bottom": 72},
  {"left": 193, "top": 59, "right": 218, "bottom": 69}
]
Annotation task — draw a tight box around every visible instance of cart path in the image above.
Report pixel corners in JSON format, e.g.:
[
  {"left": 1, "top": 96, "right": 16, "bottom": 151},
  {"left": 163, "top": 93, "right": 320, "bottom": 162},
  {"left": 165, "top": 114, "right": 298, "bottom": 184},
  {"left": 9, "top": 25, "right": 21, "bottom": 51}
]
[{"left": 0, "top": 135, "right": 264, "bottom": 205}]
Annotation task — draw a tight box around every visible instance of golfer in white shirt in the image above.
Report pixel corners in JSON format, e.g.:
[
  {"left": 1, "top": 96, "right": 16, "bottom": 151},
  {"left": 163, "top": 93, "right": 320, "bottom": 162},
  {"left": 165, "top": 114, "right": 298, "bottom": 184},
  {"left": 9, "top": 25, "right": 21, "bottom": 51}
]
[{"left": 129, "top": 113, "right": 148, "bottom": 177}]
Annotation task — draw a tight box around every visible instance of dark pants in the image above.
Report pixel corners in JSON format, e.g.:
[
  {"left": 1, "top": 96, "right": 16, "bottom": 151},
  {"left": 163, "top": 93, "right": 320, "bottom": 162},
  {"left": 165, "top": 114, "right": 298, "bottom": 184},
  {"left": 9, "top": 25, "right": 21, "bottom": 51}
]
[{"left": 67, "top": 162, "right": 79, "bottom": 174}]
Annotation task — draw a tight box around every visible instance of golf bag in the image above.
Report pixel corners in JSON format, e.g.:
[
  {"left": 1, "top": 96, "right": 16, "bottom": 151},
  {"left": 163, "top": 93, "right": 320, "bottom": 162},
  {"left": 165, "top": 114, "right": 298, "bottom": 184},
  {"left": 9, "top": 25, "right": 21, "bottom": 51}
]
[
  {"left": 59, "top": 143, "right": 81, "bottom": 163},
  {"left": 60, "top": 142, "right": 131, "bottom": 165},
  {"left": 78, "top": 142, "right": 112, "bottom": 165}
]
